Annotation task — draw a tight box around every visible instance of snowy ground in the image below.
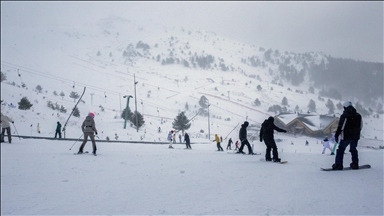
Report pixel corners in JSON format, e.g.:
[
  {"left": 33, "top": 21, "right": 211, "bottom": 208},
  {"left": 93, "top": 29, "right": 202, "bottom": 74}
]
[{"left": 1, "top": 135, "right": 383, "bottom": 215}]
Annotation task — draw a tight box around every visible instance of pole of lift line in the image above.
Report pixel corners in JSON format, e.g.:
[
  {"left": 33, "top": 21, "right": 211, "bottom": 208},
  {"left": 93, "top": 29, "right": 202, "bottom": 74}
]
[
  {"left": 123, "top": 95, "right": 133, "bottom": 129},
  {"left": 134, "top": 73, "right": 139, "bottom": 132}
]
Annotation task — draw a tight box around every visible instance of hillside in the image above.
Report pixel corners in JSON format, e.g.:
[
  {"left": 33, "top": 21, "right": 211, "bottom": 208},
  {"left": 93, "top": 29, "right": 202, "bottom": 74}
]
[{"left": 1, "top": 16, "right": 383, "bottom": 142}]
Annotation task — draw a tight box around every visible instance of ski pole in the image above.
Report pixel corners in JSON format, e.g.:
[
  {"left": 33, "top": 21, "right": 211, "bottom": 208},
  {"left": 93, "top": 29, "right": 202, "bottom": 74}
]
[
  {"left": 69, "top": 134, "right": 84, "bottom": 150},
  {"left": 12, "top": 123, "right": 21, "bottom": 140}
]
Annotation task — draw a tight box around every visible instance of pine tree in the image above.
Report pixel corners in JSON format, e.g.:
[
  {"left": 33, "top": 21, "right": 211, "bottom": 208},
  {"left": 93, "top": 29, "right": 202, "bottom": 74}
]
[
  {"left": 325, "top": 99, "right": 335, "bottom": 114},
  {"left": 282, "top": 97, "right": 288, "bottom": 106},
  {"left": 35, "top": 85, "right": 43, "bottom": 93},
  {"left": 69, "top": 91, "right": 80, "bottom": 102},
  {"left": 18, "top": 97, "right": 33, "bottom": 110},
  {"left": 172, "top": 111, "right": 191, "bottom": 135},
  {"left": 121, "top": 107, "right": 133, "bottom": 120},
  {"left": 131, "top": 111, "right": 145, "bottom": 129},
  {"left": 73, "top": 107, "right": 80, "bottom": 117},
  {"left": 308, "top": 99, "right": 316, "bottom": 112}
]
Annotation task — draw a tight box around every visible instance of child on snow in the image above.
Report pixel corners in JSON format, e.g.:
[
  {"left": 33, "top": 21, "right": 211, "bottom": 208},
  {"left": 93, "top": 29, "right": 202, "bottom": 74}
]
[{"left": 322, "top": 136, "right": 332, "bottom": 154}]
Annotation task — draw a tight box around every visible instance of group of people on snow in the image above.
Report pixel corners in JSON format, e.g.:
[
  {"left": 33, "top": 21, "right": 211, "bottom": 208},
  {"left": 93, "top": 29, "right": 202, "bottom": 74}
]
[{"left": 3, "top": 100, "right": 363, "bottom": 170}]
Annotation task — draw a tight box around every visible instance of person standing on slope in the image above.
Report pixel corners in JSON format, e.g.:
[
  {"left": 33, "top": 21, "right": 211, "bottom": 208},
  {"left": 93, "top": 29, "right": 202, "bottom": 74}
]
[
  {"left": 322, "top": 136, "right": 332, "bottom": 154},
  {"left": 237, "top": 121, "right": 253, "bottom": 154},
  {"left": 226, "top": 138, "right": 233, "bottom": 150},
  {"left": 184, "top": 132, "right": 192, "bottom": 149},
  {"left": 1, "top": 113, "right": 14, "bottom": 143},
  {"left": 259, "top": 116, "right": 287, "bottom": 162},
  {"left": 332, "top": 101, "right": 363, "bottom": 170},
  {"left": 213, "top": 134, "right": 224, "bottom": 151},
  {"left": 167, "top": 130, "right": 174, "bottom": 149},
  {"left": 54, "top": 121, "right": 62, "bottom": 139},
  {"left": 78, "top": 112, "right": 98, "bottom": 155}
]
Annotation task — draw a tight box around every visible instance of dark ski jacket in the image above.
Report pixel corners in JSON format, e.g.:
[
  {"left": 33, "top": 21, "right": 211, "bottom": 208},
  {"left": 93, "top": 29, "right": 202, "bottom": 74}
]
[
  {"left": 335, "top": 106, "right": 363, "bottom": 140},
  {"left": 259, "top": 117, "right": 286, "bottom": 141},
  {"left": 184, "top": 133, "right": 190, "bottom": 144},
  {"left": 56, "top": 122, "right": 61, "bottom": 132},
  {"left": 239, "top": 122, "right": 249, "bottom": 141}
]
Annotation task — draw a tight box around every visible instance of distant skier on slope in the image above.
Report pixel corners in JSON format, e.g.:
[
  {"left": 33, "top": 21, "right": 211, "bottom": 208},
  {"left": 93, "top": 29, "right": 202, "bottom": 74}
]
[
  {"left": 321, "top": 136, "right": 332, "bottom": 154},
  {"left": 78, "top": 112, "right": 98, "bottom": 155},
  {"left": 213, "top": 134, "right": 223, "bottom": 151},
  {"left": 1, "top": 113, "right": 14, "bottom": 143},
  {"left": 184, "top": 132, "right": 192, "bottom": 149},
  {"left": 259, "top": 117, "right": 287, "bottom": 162},
  {"left": 167, "top": 130, "right": 174, "bottom": 149}
]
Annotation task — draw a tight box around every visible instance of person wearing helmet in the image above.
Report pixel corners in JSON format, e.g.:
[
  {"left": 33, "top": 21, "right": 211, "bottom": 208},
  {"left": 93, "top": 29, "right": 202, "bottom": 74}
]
[
  {"left": 78, "top": 112, "right": 98, "bottom": 155},
  {"left": 332, "top": 101, "right": 363, "bottom": 170},
  {"left": 259, "top": 117, "right": 287, "bottom": 162},
  {"left": 237, "top": 121, "right": 253, "bottom": 154}
]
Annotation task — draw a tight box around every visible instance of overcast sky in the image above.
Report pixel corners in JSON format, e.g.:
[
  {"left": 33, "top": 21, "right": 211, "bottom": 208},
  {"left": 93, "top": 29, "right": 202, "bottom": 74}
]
[{"left": 1, "top": 1, "right": 383, "bottom": 63}]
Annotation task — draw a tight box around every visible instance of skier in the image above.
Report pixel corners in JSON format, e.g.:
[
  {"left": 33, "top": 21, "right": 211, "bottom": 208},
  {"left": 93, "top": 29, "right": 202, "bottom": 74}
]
[
  {"left": 259, "top": 116, "right": 287, "bottom": 162},
  {"left": 54, "top": 121, "right": 62, "bottom": 139},
  {"left": 172, "top": 133, "right": 176, "bottom": 144},
  {"left": 332, "top": 101, "right": 363, "bottom": 170},
  {"left": 237, "top": 121, "right": 253, "bottom": 154},
  {"left": 184, "top": 132, "right": 192, "bottom": 149},
  {"left": 37, "top": 123, "right": 41, "bottom": 134},
  {"left": 213, "top": 134, "right": 223, "bottom": 151},
  {"left": 322, "top": 136, "right": 332, "bottom": 154},
  {"left": 1, "top": 113, "right": 14, "bottom": 143},
  {"left": 78, "top": 112, "right": 98, "bottom": 155},
  {"left": 234, "top": 140, "right": 239, "bottom": 151},
  {"left": 167, "top": 130, "right": 174, "bottom": 149},
  {"left": 305, "top": 140, "right": 309, "bottom": 146},
  {"left": 226, "top": 138, "right": 233, "bottom": 150}
]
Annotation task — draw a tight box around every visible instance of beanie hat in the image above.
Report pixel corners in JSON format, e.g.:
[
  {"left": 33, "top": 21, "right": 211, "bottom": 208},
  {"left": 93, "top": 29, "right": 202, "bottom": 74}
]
[
  {"left": 244, "top": 121, "right": 249, "bottom": 126},
  {"left": 88, "top": 112, "right": 95, "bottom": 118},
  {"left": 343, "top": 101, "right": 352, "bottom": 108}
]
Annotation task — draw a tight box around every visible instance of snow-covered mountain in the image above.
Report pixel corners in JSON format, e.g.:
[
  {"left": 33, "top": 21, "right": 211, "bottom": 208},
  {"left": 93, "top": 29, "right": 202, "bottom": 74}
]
[{"left": 1, "top": 16, "right": 383, "bottom": 142}]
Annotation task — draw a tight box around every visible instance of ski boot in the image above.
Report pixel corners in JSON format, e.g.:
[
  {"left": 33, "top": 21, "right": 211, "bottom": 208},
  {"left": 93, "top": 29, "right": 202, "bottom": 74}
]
[
  {"left": 350, "top": 162, "right": 359, "bottom": 170},
  {"left": 273, "top": 158, "right": 281, "bottom": 163},
  {"left": 332, "top": 163, "right": 343, "bottom": 170},
  {"left": 265, "top": 158, "right": 272, "bottom": 161}
]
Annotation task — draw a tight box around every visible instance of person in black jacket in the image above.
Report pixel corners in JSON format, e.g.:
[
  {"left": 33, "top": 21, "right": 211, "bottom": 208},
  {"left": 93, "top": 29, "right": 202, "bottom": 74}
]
[
  {"left": 259, "top": 116, "right": 287, "bottom": 162},
  {"left": 237, "top": 121, "right": 253, "bottom": 154},
  {"left": 332, "top": 101, "right": 363, "bottom": 170},
  {"left": 184, "top": 132, "right": 192, "bottom": 149}
]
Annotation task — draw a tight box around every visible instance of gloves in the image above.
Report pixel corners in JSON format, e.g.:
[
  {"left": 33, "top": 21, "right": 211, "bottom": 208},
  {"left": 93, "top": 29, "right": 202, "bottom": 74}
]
[
  {"left": 12, "top": 121, "right": 14, "bottom": 124},
  {"left": 95, "top": 132, "right": 98, "bottom": 135},
  {"left": 283, "top": 130, "right": 287, "bottom": 133},
  {"left": 334, "top": 133, "right": 339, "bottom": 143},
  {"left": 260, "top": 138, "right": 263, "bottom": 142}
]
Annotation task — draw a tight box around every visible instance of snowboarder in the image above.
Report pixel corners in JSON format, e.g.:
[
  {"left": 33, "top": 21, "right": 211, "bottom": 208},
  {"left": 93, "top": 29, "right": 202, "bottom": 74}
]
[
  {"left": 54, "top": 121, "right": 62, "bottom": 139},
  {"left": 78, "top": 112, "right": 98, "bottom": 155},
  {"left": 167, "top": 130, "right": 174, "bottom": 149},
  {"left": 1, "top": 113, "right": 14, "bottom": 143},
  {"left": 237, "top": 121, "right": 253, "bottom": 154},
  {"left": 332, "top": 101, "right": 363, "bottom": 170},
  {"left": 184, "top": 132, "right": 191, "bottom": 149},
  {"left": 226, "top": 138, "right": 233, "bottom": 150},
  {"left": 213, "top": 134, "right": 223, "bottom": 151},
  {"left": 322, "top": 136, "right": 332, "bottom": 154},
  {"left": 259, "top": 116, "right": 287, "bottom": 162}
]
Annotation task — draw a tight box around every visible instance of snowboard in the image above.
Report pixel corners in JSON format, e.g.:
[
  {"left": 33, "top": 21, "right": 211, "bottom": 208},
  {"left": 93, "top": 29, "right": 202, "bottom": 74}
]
[
  {"left": 320, "top": 164, "right": 371, "bottom": 171},
  {"left": 259, "top": 158, "right": 288, "bottom": 164},
  {"left": 73, "top": 151, "right": 97, "bottom": 156},
  {"left": 227, "top": 151, "right": 261, "bottom": 155}
]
